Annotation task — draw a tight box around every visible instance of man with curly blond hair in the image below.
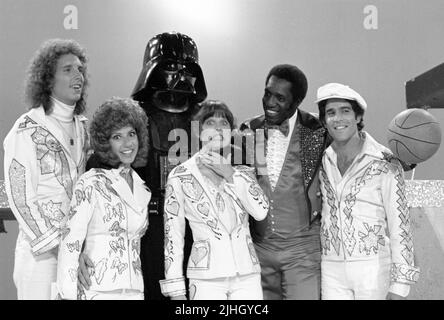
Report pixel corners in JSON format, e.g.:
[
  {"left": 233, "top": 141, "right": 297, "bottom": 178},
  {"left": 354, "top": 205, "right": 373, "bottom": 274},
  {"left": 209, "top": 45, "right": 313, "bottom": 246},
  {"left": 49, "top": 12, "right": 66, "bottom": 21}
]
[{"left": 3, "top": 38, "right": 90, "bottom": 299}]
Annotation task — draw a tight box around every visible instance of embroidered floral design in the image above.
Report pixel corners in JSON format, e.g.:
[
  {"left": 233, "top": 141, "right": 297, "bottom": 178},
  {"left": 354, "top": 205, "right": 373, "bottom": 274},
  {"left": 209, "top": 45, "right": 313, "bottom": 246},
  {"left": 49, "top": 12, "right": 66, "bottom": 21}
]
[
  {"left": 164, "top": 195, "right": 175, "bottom": 273},
  {"left": 93, "top": 180, "right": 111, "bottom": 202},
  {"left": 103, "top": 203, "right": 125, "bottom": 223},
  {"left": 234, "top": 167, "right": 268, "bottom": 209},
  {"left": 66, "top": 240, "right": 80, "bottom": 253},
  {"left": 74, "top": 185, "right": 93, "bottom": 206},
  {"left": 31, "top": 127, "right": 73, "bottom": 199},
  {"left": 8, "top": 159, "right": 42, "bottom": 237},
  {"left": 179, "top": 175, "right": 222, "bottom": 239},
  {"left": 40, "top": 200, "right": 65, "bottom": 223},
  {"left": 164, "top": 217, "right": 174, "bottom": 273},
  {"left": 197, "top": 202, "right": 210, "bottom": 216},
  {"left": 358, "top": 223, "right": 385, "bottom": 255},
  {"left": 165, "top": 193, "right": 180, "bottom": 216},
  {"left": 189, "top": 240, "right": 211, "bottom": 269},
  {"left": 248, "top": 184, "right": 269, "bottom": 209},
  {"left": 109, "top": 221, "right": 125, "bottom": 237},
  {"left": 206, "top": 218, "right": 218, "bottom": 231},
  {"left": 109, "top": 236, "right": 126, "bottom": 257},
  {"left": 111, "top": 257, "right": 128, "bottom": 275},
  {"left": 92, "top": 172, "right": 119, "bottom": 202},
  {"left": 342, "top": 161, "right": 389, "bottom": 256},
  {"left": 180, "top": 176, "right": 203, "bottom": 202},
  {"left": 394, "top": 170, "right": 415, "bottom": 265},
  {"left": 191, "top": 246, "right": 208, "bottom": 266},
  {"left": 320, "top": 166, "right": 341, "bottom": 255},
  {"left": 391, "top": 263, "right": 420, "bottom": 284},
  {"left": 18, "top": 116, "right": 37, "bottom": 129},
  {"left": 215, "top": 193, "right": 225, "bottom": 212},
  {"left": 320, "top": 224, "right": 331, "bottom": 255}
]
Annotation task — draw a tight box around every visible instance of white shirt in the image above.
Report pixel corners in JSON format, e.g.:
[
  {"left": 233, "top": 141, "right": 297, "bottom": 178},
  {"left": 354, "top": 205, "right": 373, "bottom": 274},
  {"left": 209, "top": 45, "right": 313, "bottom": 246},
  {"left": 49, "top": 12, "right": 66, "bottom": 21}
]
[{"left": 266, "top": 110, "right": 298, "bottom": 191}]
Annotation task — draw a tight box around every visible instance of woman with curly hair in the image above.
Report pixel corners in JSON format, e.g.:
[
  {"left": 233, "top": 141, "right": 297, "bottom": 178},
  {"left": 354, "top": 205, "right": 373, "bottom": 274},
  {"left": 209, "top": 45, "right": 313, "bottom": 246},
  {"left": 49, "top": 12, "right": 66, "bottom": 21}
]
[
  {"left": 3, "top": 39, "right": 90, "bottom": 299},
  {"left": 56, "top": 97, "right": 151, "bottom": 300},
  {"left": 159, "top": 100, "right": 269, "bottom": 300}
]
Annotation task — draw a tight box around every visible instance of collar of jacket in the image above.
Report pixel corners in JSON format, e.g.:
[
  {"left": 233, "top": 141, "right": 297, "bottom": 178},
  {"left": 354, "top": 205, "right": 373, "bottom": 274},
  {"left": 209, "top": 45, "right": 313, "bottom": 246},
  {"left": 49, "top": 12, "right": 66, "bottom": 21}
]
[
  {"left": 240, "top": 109, "right": 329, "bottom": 188},
  {"left": 109, "top": 166, "right": 148, "bottom": 189},
  {"left": 16, "top": 106, "right": 88, "bottom": 132},
  {"left": 241, "top": 108, "right": 324, "bottom": 131},
  {"left": 324, "top": 131, "right": 393, "bottom": 166},
  {"left": 169, "top": 153, "right": 208, "bottom": 178},
  {"left": 92, "top": 167, "right": 150, "bottom": 214}
]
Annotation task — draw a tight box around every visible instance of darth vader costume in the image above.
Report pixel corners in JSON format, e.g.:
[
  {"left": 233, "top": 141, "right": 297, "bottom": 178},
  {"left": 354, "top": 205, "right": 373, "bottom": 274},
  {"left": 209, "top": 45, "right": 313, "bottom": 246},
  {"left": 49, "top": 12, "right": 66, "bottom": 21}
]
[{"left": 131, "top": 32, "right": 207, "bottom": 300}]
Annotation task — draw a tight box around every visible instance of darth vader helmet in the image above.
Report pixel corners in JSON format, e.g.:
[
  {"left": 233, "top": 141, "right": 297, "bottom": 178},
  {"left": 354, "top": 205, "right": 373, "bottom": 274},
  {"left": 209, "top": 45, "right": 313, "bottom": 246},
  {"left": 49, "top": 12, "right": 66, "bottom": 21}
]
[{"left": 131, "top": 31, "right": 207, "bottom": 113}]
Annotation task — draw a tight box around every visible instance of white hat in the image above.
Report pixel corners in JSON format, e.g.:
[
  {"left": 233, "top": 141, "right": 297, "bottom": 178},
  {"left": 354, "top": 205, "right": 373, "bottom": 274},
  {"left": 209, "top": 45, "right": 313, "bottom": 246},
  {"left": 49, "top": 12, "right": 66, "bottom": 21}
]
[{"left": 315, "top": 82, "right": 367, "bottom": 111}]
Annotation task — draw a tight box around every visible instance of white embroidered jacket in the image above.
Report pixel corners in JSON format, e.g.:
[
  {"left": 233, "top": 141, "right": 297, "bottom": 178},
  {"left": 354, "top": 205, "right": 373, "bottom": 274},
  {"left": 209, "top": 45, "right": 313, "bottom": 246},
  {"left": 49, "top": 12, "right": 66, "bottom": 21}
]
[
  {"left": 319, "top": 132, "right": 420, "bottom": 296},
  {"left": 56, "top": 167, "right": 151, "bottom": 300},
  {"left": 159, "top": 155, "right": 269, "bottom": 297},
  {"left": 3, "top": 106, "right": 88, "bottom": 255}
]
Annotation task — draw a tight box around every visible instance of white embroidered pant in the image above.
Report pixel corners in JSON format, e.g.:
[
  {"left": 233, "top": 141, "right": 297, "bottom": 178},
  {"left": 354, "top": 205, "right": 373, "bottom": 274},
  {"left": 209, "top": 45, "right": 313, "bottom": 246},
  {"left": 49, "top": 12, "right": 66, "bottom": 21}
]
[
  {"left": 13, "top": 231, "right": 57, "bottom": 300},
  {"left": 189, "top": 273, "right": 263, "bottom": 300},
  {"left": 321, "top": 258, "right": 391, "bottom": 300},
  {"left": 82, "top": 289, "right": 144, "bottom": 300}
]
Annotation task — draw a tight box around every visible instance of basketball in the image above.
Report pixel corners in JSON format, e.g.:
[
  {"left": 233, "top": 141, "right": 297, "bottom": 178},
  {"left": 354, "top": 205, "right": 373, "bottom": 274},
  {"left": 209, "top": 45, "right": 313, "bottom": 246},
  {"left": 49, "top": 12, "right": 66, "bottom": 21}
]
[{"left": 387, "top": 108, "right": 442, "bottom": 164}]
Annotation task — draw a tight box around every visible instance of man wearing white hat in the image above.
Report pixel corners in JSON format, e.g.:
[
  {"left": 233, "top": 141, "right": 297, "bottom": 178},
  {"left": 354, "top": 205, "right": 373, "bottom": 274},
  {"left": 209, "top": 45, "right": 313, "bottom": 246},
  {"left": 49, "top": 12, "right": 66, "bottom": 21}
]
[{"left": 316, "top": 83, "right": 420, "bottom": 299}]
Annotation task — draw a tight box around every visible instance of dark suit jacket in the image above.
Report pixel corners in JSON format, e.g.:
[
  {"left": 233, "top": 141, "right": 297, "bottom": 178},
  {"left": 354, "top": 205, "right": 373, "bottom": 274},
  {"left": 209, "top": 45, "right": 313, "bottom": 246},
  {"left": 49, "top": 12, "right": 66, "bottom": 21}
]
[{"left": 240, "top": 109, "right": 330, "bottom": 240}]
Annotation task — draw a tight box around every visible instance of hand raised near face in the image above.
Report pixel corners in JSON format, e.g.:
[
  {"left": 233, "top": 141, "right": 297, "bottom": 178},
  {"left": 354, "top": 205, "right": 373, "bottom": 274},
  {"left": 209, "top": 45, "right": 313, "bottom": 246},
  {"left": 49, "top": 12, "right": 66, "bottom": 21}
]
[{"left": 199, "top": 150, "right": 234, "bottom": 183}]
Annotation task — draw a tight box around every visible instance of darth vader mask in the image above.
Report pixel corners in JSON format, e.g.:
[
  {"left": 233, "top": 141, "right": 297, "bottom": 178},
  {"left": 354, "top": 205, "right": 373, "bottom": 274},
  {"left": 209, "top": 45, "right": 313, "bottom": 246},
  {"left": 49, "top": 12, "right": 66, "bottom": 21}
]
[{"left": 132, "top": 32, "right": 207, "bottom": 113}]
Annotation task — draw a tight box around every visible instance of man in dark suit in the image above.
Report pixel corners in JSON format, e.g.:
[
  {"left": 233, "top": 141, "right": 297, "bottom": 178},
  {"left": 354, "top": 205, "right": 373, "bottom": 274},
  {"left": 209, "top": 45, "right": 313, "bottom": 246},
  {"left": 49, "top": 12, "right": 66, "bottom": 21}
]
[{"left": 240, "top": 64, "right": 329, "bottom": 300}]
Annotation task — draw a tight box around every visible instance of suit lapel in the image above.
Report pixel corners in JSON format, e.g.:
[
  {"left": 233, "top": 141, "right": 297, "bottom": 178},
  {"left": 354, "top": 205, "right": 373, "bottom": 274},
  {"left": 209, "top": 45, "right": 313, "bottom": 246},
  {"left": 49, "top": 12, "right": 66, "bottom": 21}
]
[
  {"left": 73, "top": 115, "right": 88, "bottom": 169},
  {"left": 108, "top": 170, "right": 143, "bottom": 215},
  {"left": 132, "top": 172, "right": 151, "bottom": 211},
  {"left": 188, "top": 157, "right": 224, "bottom": 223},
  {"left": 300, "top": 125, "right": 327, "bottom": 188},
  {"left": 29, "top": 107, "right": 78, "bottom": 190},
  {"left": 186, "top": 156, "right": 239, "bottom": 234},
  {"left": 37, "top": 110, "right": 72, "bottom": 155}
]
